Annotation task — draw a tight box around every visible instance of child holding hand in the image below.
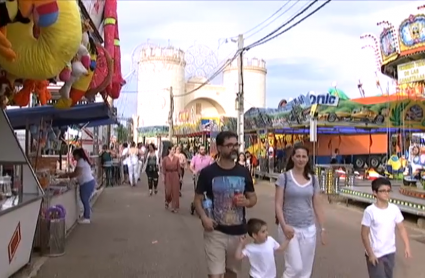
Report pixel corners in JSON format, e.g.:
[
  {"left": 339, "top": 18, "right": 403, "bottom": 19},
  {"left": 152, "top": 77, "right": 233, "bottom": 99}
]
[{"left": 235, "top": 218, "right": 291, "bottom": 278}]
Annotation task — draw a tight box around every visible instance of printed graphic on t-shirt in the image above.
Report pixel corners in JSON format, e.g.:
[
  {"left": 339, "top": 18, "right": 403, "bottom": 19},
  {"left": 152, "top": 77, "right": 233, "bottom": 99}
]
[{"left": 212, "top": 176, "right": 245, "bottom": 226}]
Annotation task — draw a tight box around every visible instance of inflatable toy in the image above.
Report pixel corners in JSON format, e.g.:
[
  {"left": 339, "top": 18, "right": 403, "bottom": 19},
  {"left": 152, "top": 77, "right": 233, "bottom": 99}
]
[
  {"left": 85, "top": 44, "right": 113, "bottom": 101},
  {"left": 0, "top": 0, "right": 81, "bottom": 80},
  {"left": 14, "top": 80, "right": 51, "bottom": 106},
  {"left": 56, "top": 22, "right": 97, "bottom": 108},
  {"left": 69, "top": 47, "right": 97, "bottom": 106},
  {"left": 104, "top": 0, "right": 124, "bottom": 99}
]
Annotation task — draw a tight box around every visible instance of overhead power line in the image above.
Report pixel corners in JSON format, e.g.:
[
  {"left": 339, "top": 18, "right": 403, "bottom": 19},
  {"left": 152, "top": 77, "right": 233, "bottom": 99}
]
[
  {"left": 245, "top": 0, "right": 331, "bottom": 50},
  {"left": 245, "top": 0, "right": 301, "bottom": 40},
  {"left": 245, "top": 0, "right": 319, "bottom": 50}
]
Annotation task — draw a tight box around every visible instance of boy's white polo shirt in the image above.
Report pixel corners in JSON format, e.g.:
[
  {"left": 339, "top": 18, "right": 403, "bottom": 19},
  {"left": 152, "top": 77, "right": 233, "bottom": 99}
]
[{"left": 361, "top": 203, "right": 404, "bottom": 258}]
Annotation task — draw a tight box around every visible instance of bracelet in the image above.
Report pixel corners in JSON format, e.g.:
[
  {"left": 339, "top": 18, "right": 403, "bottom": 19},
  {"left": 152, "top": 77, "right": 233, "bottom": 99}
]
[{"left": 321, "top": 227, "right": 326, "bottom": 232}]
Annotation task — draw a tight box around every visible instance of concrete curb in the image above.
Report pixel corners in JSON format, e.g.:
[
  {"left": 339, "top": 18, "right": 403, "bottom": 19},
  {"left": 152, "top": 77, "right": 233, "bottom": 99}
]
[{"left": 16, "top": 187, "right": 105, "bottom": 278}]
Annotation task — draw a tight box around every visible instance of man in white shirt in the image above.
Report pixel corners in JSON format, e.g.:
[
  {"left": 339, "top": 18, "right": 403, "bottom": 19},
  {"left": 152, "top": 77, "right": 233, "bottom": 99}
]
[{"left": 361, "top": 178, "right": 411, "bottom": 278}]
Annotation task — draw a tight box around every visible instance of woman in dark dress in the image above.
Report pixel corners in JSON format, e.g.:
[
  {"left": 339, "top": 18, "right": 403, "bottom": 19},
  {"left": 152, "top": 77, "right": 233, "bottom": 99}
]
[{"left": 143, "top": 143, "right": 160, "bottom": 196}]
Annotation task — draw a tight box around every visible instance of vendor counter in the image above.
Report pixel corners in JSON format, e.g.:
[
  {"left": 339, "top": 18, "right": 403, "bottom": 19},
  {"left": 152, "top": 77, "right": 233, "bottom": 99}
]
[{"left": 0, "top": 193, "right": 42, "bottom": 278}]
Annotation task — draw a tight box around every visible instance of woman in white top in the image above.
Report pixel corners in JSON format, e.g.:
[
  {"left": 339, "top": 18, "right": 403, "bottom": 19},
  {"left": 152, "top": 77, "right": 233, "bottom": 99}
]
[
  {"left": 127, "top": 142, "right": 140, "bottom": 186},
  {"left": 121, "top": 143, "right": 129, "bottom": 184},
  {"left": 59, "top": 148, "right": 95, "bottom": 224}
]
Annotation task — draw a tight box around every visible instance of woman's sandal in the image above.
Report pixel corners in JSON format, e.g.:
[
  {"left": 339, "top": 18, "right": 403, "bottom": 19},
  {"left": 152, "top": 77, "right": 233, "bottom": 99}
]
[{"left": 165, "top": 202, "right": 169, "bottom": 209}]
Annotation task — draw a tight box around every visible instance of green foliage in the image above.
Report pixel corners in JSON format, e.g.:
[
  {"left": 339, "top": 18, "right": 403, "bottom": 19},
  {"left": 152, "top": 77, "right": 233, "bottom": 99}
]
[
  {"left": 389, "top": 100, "right": 410, "bottom": 127},
  {"left": 115, "top": 125, "right": 129, "bottom": 143}
]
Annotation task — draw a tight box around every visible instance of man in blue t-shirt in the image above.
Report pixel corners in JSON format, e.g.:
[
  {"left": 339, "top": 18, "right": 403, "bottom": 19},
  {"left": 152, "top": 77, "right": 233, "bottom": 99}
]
[{"left": 194, "top": 131, "right": 257, "bottom": 278}]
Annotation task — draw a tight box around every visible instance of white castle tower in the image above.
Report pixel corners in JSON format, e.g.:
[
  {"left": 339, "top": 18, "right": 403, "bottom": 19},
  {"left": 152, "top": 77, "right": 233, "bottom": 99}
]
[
  {"left": 137, "top": 45, "right": 186, "bottom": 128},
  {"left": 223, "top": 57, "right": 267, "bottom": 112}
]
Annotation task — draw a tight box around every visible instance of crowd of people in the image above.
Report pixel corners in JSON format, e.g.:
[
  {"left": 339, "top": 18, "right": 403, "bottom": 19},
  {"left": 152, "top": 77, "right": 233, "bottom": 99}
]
[{"left": 97, "top": 132, "right": 412, "bottom": 278}]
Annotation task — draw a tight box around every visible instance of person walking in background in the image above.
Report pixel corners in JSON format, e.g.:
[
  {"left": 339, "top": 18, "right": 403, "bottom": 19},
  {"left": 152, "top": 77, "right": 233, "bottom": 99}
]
[
  {"left": 58, "top": 148, "right": 95, "bottom": 224},
  {"left": 194, "top": 131, "right": 257, "bottom": 278},
  {"left": 190, "top": 145, "right": 213, "bottom": 176},
  {"left": 127, "top": 142, "right": 140, "bottom": 187},
  {"left": 121, "top": 142, "right": 129, "bottom": 184},
  {"left": 275, "top": 145, "right": 325, "bottom": 278},
  {"left": 238, "top": 152, "right": 247, "bottom": 167},
  {"left": 162, "top": 146, "right": 181, "bottom": 213},
  {"left": 143, "top": 143, "right": 160, "bottom": 196},
  {"left": 136, "top": 142, "right": 144, "bottom": 182},
  {"left": 100, "top": 144, "right": 113, "bottom": 187},
  {"left": 361, "top": 178, "right": 411, "bottom": 278},
  {"left": 176, "top": 146, "right": 187, "bottom": 196}
]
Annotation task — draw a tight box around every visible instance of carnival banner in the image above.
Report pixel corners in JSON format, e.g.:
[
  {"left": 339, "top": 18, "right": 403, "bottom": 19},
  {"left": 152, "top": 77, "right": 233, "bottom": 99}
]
[
  {"left": 245, "top": 92, "right": 425, "bottom": 130},
  {"left": 399, "top": 14, "right": 425, "bottom": 55},
  {"left": 138, "top": 126, "right": 168, "bottom": 137}
]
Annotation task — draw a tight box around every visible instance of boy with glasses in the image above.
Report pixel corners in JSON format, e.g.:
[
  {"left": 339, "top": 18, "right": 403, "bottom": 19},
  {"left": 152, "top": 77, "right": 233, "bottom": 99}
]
[{"left": 360, "top": 178, "right": 411, "bottom": 278}]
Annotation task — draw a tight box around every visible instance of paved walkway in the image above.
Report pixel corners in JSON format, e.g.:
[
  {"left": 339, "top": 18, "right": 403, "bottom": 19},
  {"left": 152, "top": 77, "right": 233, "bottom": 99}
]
[{"left": 35, "top": 176, "right": 425, "bottom": 278}]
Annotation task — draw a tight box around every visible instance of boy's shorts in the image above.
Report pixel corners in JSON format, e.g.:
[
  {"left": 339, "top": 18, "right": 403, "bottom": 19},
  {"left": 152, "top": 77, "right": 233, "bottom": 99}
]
[
  {"left": 204, "top": 230, "right": 242, "bottom": 275},
  {"left": 365, "top": 252, "right": 395, "bottom": 278}
]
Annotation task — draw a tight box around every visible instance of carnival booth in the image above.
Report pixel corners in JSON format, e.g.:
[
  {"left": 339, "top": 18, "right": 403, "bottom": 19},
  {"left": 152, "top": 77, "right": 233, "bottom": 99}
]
[
  {"left": 0, "top": 0, "right": 123, "bottom": 274},
  {"left": 4, "top": 103, "right": 116, "bottom": 255},
  {"left": 0, "top": 110, "right": 44, "bottom": 278},
  {"left": 173, "top": 113, "right": 237, "bottom": 158}
]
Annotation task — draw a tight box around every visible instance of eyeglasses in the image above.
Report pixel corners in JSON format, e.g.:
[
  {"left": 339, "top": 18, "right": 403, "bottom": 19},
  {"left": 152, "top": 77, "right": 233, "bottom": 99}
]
[
  {"left": 377, "top": 189, "right": 392, "bottom": 193},
  {"left": 222, "top": 143, "right": 240, "bottom": 149}
]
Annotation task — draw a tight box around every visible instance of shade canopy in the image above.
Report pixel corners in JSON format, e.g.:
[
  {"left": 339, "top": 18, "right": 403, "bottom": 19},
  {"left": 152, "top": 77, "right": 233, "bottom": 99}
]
[{"left": 6, "top": 103, "right": 115, "bottom": 129}]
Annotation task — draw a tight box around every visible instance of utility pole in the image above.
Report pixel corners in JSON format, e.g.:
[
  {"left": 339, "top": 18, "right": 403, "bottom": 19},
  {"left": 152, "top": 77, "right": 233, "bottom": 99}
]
[
  {"left": 236, "top": 34, "right": 245, "bottom": 153},
  {"left": 107, "top": 98, "right": 114, "bottom": 145},
  {"left": 168, "top": 86, "right": 174, "bottom": 141}
]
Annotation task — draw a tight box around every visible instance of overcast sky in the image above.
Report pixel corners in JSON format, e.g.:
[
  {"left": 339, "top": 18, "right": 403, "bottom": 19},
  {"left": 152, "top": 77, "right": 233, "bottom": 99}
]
[{"left": 115, "top": 0, "right": 422, "bottom": 117}]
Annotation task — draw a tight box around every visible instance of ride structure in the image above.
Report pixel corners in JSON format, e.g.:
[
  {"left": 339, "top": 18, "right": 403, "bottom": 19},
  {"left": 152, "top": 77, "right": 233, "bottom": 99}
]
[
  {"left": 245, "top": 84, "right": 425, "bottom": 216},
  {"left": 338, "top": 5, "right": 425, "bottom": 218}
]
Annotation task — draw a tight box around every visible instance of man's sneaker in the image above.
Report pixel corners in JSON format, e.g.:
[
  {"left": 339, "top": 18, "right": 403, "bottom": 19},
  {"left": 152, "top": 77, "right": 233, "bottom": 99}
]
[{"left": 78, "top": 219, "right": 91, "bottom": 224}]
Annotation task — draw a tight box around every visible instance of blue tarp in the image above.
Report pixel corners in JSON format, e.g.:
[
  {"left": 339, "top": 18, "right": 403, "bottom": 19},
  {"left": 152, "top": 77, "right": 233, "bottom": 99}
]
[{"left": 6, "top": 103, "right": 115, "bottom": 129}]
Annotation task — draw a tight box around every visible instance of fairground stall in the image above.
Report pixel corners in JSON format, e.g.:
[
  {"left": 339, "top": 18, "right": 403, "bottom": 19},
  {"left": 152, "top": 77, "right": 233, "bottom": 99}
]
[
  {"left": 0, "top": 0, "right": 122, "bottom": 275},
  {"left": 0, "top": 110, "right": 43, "bottom": 278},
  {"left": 246, "top": 89, "right": 425, "bottom": 216},
  {"left": 245, "top": 92, "right": 342, "bottom": 178},
  {"left": 173, "top": 109, "right": 236, "bottom": 159},
  {"left": 337, "top": 4, "right": 425, "bottom": 218},
  {"left": 5, "top": 103, "right": 115, "bottom": 239}
]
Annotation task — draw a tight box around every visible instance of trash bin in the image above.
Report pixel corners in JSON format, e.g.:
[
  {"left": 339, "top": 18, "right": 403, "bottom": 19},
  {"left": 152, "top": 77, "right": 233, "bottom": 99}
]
[{"left": 49, "top": 218, "right": 66, "bottom": 257}]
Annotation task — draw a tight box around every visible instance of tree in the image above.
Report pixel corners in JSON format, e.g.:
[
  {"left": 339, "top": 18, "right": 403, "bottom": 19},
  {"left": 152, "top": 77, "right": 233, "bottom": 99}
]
[{"left": 115, "top": 124, "right": 129, "bottom": 143}]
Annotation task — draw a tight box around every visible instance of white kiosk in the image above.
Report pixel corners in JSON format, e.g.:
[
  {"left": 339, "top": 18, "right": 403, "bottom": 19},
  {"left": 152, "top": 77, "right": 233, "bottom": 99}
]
[{"left": 0, "top": 109, "right": 43, "bottom": 278}]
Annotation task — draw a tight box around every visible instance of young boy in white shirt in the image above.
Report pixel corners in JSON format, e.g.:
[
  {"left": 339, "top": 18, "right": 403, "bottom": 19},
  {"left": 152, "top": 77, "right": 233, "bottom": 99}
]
[
  {"left": 235, "top": 218, "right": 291, "bottom": 278},
  {"left": 361, "top": 178, "right": 412, "bottom": 278}
]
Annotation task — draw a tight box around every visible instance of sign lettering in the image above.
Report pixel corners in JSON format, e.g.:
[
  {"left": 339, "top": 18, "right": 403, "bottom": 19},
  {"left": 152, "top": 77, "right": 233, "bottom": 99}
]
[
  {"left": 309, "top": 94, "right": 339, "bottom": 106},
  {"left": 398, "top": 59, "right": 425, "bottom": 84}
]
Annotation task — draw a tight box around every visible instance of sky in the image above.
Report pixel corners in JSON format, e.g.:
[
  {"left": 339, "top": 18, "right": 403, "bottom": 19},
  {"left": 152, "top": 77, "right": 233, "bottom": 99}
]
[{"left": 115, "top": 0, "right": 423, "bottom": 117}]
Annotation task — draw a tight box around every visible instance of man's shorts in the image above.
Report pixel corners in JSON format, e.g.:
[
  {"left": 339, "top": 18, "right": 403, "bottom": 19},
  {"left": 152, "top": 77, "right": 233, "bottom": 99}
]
[{"left": 204, "top": 230, "right": 242, "bottom": 275}]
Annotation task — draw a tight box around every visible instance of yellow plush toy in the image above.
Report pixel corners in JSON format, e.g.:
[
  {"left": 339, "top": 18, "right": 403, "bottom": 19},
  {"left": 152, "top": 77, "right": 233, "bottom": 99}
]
[{"left": 0, "top": 0, "right": 81, "bottom": 80}]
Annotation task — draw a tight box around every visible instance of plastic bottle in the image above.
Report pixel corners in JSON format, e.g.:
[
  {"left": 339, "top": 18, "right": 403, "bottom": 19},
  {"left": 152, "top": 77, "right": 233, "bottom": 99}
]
[{"left": 202, "top": 192, "right": 214, "bottom": 218}]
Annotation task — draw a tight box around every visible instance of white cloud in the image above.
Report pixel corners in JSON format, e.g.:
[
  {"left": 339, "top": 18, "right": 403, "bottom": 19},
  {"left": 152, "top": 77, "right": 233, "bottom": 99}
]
[{"left": 116, "top": 0, "right": 425, "bottom": 115}]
